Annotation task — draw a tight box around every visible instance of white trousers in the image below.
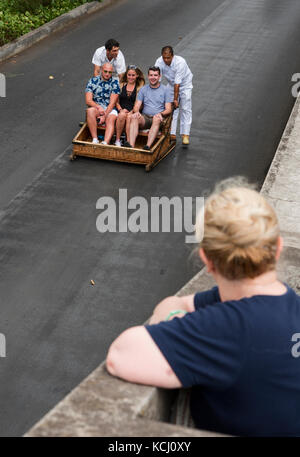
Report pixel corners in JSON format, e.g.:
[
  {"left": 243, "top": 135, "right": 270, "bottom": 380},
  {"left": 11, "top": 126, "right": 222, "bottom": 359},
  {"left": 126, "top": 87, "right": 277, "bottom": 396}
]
[{"left": 170, "top": 87, "right": 192, "bottom": 136}]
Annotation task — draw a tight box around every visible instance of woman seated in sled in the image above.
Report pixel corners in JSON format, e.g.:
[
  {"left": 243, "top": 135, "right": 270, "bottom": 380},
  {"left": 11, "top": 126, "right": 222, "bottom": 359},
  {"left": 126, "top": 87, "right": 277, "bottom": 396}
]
[{"left": 114, "top": 65, "right": 145, "bottom": 147}]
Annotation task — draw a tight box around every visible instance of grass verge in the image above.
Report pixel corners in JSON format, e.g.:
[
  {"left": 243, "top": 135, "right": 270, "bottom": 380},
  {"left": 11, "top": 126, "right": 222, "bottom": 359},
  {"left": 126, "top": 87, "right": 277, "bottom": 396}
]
[{"left": 0, "top": 0, "right": 98, "bottom": 46}]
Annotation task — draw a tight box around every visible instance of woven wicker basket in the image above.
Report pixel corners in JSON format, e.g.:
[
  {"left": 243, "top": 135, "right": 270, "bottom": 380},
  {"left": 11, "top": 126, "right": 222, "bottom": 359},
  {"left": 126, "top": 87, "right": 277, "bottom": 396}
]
[{"left": 71, "top": 113, "right": 176, "bottom": 171}]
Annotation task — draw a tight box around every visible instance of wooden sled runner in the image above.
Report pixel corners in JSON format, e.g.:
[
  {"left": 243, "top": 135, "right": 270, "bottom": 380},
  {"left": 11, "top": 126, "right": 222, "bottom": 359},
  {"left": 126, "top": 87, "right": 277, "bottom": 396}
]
[{"left": 71, "top": 112, "right": 176, "bottom": 172}]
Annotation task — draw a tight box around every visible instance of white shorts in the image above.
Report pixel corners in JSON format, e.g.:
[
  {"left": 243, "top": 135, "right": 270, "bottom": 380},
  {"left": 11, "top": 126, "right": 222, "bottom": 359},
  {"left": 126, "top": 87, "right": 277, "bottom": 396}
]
[
  {"left": 96, "top": 107, "right": 118, "bottom": 125},
  {"left": 95, "top": 105, "right": 119, "bottom": 117},
  {"left": 107, "top": 108, "right": 118, "bottom": 117}
]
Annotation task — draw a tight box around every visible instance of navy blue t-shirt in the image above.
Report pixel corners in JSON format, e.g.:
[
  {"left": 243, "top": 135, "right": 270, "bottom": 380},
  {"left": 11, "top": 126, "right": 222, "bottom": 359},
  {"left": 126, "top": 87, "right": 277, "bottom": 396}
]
[{"left": 145, "top": 286, "right": 300, "bottom": 436}]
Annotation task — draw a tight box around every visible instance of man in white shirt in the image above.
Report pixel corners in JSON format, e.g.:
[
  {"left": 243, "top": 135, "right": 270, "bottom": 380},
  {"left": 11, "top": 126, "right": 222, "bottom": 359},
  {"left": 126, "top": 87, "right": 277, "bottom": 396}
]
[
  {"left": 155, "top": 46, "right": 193, "bottom": 146},
  {"left": 92, "top": 38, "right": 126, "bottom": 79}
]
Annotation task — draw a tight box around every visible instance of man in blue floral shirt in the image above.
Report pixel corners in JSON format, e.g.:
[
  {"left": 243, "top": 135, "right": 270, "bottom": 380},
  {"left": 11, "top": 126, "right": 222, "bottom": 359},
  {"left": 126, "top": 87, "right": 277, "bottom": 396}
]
[{"left": 85, "top": 63, "right": 120, "bottom": 145}]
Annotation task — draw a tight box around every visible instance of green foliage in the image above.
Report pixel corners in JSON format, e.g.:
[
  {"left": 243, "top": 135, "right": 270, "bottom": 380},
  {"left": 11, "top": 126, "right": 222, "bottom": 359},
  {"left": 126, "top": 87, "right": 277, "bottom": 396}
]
[
  {"left": 9, "top": 0, "right": 52, "bottom": 14},
  {"left": 0, "top": 0, "right": 99, "bottom": 46}
]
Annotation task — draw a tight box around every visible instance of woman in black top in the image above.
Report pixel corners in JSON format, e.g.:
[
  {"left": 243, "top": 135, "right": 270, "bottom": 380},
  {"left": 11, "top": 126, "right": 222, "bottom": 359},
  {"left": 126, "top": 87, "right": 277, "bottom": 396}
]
[{"left": 115, "top": 65, "right": 145, "bottom": 146}]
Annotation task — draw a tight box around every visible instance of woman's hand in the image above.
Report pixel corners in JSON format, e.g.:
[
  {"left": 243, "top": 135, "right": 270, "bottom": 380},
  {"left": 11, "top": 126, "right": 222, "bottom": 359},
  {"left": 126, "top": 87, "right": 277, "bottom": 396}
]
[{"left": 148, "top": 295, "right": 195, "bottom": 325}]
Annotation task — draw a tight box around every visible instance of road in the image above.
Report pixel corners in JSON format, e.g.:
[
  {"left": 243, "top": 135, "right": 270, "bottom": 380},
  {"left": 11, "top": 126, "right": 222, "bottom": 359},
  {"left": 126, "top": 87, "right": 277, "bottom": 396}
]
[{"left": 1, "top": 0, "right": 300, "bottom": 436}]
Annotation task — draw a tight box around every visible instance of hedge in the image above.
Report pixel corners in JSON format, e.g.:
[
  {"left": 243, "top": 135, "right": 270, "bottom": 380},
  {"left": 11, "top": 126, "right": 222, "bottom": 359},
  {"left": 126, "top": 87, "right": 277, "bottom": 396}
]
[{"left": 0, "top": 0, "right": 98, "bottom": 46}]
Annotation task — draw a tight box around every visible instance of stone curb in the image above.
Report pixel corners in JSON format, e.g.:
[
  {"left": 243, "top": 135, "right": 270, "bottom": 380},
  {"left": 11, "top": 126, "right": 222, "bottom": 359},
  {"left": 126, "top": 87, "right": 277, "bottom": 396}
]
[
  {"left": 261, "top": 96, "right": 300, "bottom": 198},
  {"left": 261, "top": 94, "right": 300, "bottom": 293},
  {"left": 0, "top": 1, "right": 118, "bottom": 64}
]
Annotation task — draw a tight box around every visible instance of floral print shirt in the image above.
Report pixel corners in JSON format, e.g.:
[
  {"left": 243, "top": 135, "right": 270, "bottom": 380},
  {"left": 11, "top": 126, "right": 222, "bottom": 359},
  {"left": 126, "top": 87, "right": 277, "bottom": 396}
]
[{"left": 85, "top": 76, "right": 120, "bottom": 108}]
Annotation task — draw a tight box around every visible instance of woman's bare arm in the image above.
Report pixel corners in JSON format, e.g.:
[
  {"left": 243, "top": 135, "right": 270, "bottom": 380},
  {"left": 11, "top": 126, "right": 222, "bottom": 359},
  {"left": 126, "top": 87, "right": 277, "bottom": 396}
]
[{"left": 106, "top": 326, "right": 182, "bottom": 388}]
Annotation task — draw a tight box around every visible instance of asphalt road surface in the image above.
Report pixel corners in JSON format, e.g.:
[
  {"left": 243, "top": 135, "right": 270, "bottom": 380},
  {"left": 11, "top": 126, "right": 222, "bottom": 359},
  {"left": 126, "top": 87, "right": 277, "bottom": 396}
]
[{"left": 1, "top": 0, "right": 300, "bottom": 437}]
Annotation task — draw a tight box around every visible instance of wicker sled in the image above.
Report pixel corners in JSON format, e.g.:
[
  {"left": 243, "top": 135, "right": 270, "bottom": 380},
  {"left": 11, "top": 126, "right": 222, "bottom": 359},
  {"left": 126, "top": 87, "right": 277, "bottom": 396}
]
[{"left": 71, "top": 112, "right": 176, "bottom": 172}]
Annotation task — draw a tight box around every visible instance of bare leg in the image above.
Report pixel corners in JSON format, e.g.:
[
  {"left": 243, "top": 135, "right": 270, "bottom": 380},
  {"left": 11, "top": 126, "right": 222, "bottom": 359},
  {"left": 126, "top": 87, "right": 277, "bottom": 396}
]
[
  {"left": 104, "top": 114, "right": 117, "bottom": 144},
  {"left": 125, "top": 116, "right": 131, "bottom": 140},
  {"left": 128, "top": 116, "right": 145, "bottom": 147},
  {"left": 146, "top": 116, "right": 161, "bottom": 148},
  {"left": 115, "top": 112, "right": 127, "bottom": 141},
  {"left": 86, "top": 107, "right": 98, "bottom": 139},
  {"left": 126, "top": 113, "right": 133, "bottom": 141}
]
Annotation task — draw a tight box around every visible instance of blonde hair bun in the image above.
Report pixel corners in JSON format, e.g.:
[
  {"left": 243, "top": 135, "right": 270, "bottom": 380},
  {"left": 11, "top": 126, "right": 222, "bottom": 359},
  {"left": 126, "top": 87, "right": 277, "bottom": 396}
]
[{"left": 200, "top": 184, "right": 280, "bottom": 280}]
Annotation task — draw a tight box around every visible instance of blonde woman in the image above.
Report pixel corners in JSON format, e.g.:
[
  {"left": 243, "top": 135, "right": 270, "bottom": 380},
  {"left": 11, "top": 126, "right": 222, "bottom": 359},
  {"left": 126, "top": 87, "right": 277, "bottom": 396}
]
[
  {"left": 114, "top": 65, "right": 145, "bottom": 146},
  {"left": 106, "top": 181, "right": 300, "bottom": 436}
]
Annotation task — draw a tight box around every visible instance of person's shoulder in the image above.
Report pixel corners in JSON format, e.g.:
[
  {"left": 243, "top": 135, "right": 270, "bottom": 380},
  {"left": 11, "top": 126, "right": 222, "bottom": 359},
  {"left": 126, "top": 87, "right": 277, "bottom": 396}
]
[
  {"left": 159, "top": 83, "right": 169, "bottom": 90},
  {"left": 286, "top": 284, "right": 300, "bottom": 300},
  {"left": 117, "top": 49, "right": 125, "bottom": 59},
  {"left": 173, "top": 55, "right": 188, "bottom": 65},
  {"left": 207, "top": 287, "right": 298, "bottom": 322},
  {"left": 191, "top": 290, "right": 262, "bottom": 335},
  {"left": 174, "top": 55, "right": 186, "bottom": 62},
  {"left": 92, "top": 47, "right": 105, "bottom": 64},
  {"left": 87, "top": 75, "right": 100, "bottom": 85},
  {"left": 194, "top": 286, "right": 221, "bottom": 309},
  {"left": 272, "top": 284, "right": 300, "bottom": 309},
  {"left": 155, "top": 56, "right": 163, "bottom": 65},
  {"left": 160, "top": 83, "right": 172, "bottom": 96},
  {"left": 149, "top": 294, "right": 249, "bottom": 345},
  {"left": 140, "top": 84, "right": 149, "bottom": 92},
  {"left": 95, "top": 45, "right": 105, "bottom": 53},
  {"left": 137, "top": 84, "right": 147, "bottom": 99},
  {"left": 192, "top": 294, "right": 250, "bottom": 338},
  {"left": 110, "top": 77, "right": 120, "bottom": 91}
]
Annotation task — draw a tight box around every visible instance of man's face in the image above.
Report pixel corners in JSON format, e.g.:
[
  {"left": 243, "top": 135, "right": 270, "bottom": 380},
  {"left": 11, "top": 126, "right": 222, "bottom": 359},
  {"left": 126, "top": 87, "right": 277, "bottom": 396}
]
[
  {"left": 148, "top": 70, "right": 160, "bottom": 86},
  {"left": 101, "top": 66, "right": 113, "bottom": 80},
  {"left": 162, "top": 51, "right": 173, "bottom": 66},
  {"left": 107, "top": 46, "right": 119, "bottom": 60}
]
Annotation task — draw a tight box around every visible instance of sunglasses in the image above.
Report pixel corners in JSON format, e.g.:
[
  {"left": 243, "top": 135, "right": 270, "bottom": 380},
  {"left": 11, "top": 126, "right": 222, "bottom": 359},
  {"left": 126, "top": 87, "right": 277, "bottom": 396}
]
[
  {"left": 103, "top": 70, "right": 113, "bottom": 74},
  {"left": 148, "top": 66, "right": 160, "bottom": 72},
  {"left": 128, "top": 65, "right": 137, "bottom": 70}
]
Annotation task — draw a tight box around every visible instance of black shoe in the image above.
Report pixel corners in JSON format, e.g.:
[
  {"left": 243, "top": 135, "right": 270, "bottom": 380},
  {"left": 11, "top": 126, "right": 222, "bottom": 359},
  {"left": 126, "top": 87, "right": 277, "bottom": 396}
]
[
  {"left": 123, "top": 141, "right": 132, "bottom": 148},
  {"left": 143, "top": 145, "right": 151, "bottom": 151}
]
